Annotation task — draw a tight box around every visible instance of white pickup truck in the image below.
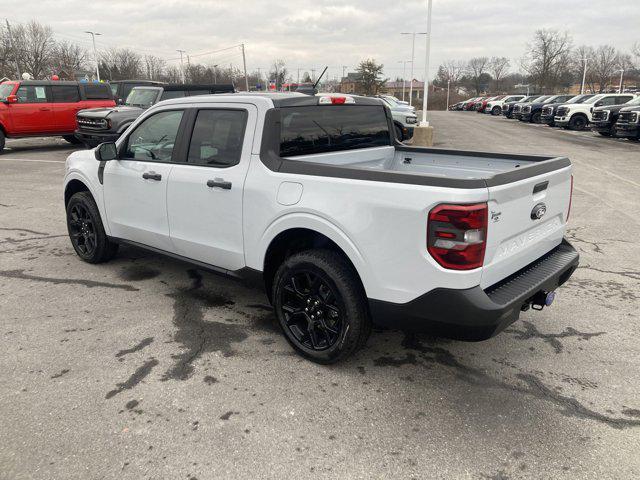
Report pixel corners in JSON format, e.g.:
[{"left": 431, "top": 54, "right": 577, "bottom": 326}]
[{"left": 63, "top": 93, "right": 579, "bottom": 363}]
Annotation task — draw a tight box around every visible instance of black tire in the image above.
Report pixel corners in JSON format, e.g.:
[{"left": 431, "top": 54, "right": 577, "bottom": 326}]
[
  {"left": 394, "top": 124, "right": 403, "bottom": 142},
  {"left": 629, "top": 137, "right": 639, "bottom": 142},
  {"left": 0, "top": 130, "right": 5, "bottom": 153},
  {"left": 531, "top": 111, "right": 542, "bottom": 124},
  {"left": 66, "top": 191, "right": 118, "bottom": 263},
  {"left": 491, "top": 106, "right": 501, "bottom": 116},
  {"left": 568, "top": 115, "right": 588, "bottom": 131},
  {"left": 62, "top": 135, "right": 83, "bottom": 145},
  {"left": 597, "top": 131, "right": 611, "bottom": 137},
  {"left": 272, "top": 249, "right": 371, "bottom": 364}
]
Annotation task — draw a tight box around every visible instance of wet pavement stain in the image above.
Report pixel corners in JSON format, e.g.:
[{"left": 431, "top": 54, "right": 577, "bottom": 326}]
[
  {"left": 119, "top": 265, "right": 161, "bottom": 281},
  {"left": 162, "top": 269, "right": 247, "bottom": 381},
  {"left": 505, "top": 321, "right": 605, "bottom": 354},
  {"left": 373, "top": 353, "right": 418, "bottom": 367},
  {"left": 396, "top": 333, "right": 640, "bottom": 430},
  {"left": 50, "top": 369, "right": 70, "bottom": 379},
  {"left": 0, "top": 269, "right": 139, "bottom": 291},
  {"left": 105, "top": 358, "right": 159, "bottom": 399},
  {"left": 116, "top": 337, "right": 154, "bottom": 358},
  {"left": 203, "top": 375, "right": 218, "bottom": 385},
  {"left": 220, "top": 411, "right": 239, "bottom": 420}
]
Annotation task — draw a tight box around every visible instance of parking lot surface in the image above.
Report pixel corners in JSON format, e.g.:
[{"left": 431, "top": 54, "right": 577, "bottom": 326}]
[{"left": 1, "top": 113, "right": 639, "bottom": 479}]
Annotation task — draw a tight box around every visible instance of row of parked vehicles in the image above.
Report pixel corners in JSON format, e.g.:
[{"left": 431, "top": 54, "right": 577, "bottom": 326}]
[
  {"left": 0, "top": 79, "right": 235, "bottom": 152},
  {"left": 451, "top": 93, "right": 640, "bottom": 141}
]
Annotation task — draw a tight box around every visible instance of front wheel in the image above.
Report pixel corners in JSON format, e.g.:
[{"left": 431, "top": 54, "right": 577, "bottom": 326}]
[
  {"left": 63, "top": 135, "right": 83, "bottom": 145},
  {"left": 531, "top": 112, "right": 542, "bottom": 124},
  {"left": 272, "top": 250, "right": 371, "bottom": 364},
  {"left": 491, "top": 106, "right": 501, "bottom": 116},
  {"left": 66, "top": 191, "right": 119, "bottom": 263},
  {"left": 568, "top": 115, "right": 588, "bottom": 131}
]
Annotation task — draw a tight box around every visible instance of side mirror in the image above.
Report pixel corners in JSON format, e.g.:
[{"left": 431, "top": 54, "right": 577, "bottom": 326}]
[
  {"left": 95, "top": 142, "right": 118, "bottom": 161},
  {"left": 595, "top": 101, "right": 602, "bottom": 107},
  {"left": 5, "top": 95, "right": 18, "bottom": 104}
]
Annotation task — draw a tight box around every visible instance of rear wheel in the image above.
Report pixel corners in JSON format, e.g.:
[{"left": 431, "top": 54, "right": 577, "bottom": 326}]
[
  {"left": 63, "top": 135, "right": 82, "bottom": 145},
  {"left": 568, "top": 115, "right": 588, "bottom": 131},
  {"left": 272, "top": 250, "right": 371, "bottom": 364},
  {"left": 66, "top": 191, "right": 118, "bottom": 263}
]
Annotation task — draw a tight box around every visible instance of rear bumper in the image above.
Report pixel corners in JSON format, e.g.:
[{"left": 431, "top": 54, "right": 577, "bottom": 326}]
[
  {"left": 74, "top": 130, "right": 120, "bottom": 147},
  {"left": 369, "top": 239, "right": 579, "bottom": 340}
]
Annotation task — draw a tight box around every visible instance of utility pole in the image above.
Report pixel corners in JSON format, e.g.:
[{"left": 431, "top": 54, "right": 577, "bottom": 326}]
[
  {"left": 212, "top": 64, "right": 219, "bottom": 84},
  {"left": 241, "top": 43, "right": 249, "bottom": 92},
  {"left": 580, "top": 58, "right": 588, "bottom": 94},
  {"left": 311, "top": 68, "right": 316, "bottom": 83},
  {"left": 420, "top": 0, "right": 433, "bottom": 126},
  {"left": 401, "top": 31, "right": 427, "bottom": 107},
  {"left": 256, "top": 67, "right": 262, "bottom": 90},
  {"left": 617, "top": 68, "right": 625, "bottom": 93},
  {"left": 297, "top": 68, "right": 300, "bottom": 84},
  {"left": 446, "top": 79, "right": 450, "bottom": 111},
  {"left": 398, "top": 60, "right": 412, "bottom": 102},
  {"left": 5, "top": 20, "right": 21, "bottom": 79},
  {"left": 85, "top": 31, "right": 101, "bottom": 81},
  {"left": 176, "top": 49, "right": 186, "bottom": 84}
]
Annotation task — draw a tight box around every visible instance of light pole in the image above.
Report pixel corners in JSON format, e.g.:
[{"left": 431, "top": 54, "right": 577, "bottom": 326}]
[
  {"left": 398, "top": 60, "right": 412, "bottom": 102},
  {"left": 446, "top": 79, "right": 450, "bottom": 111},
  {"left": 580, "top": 57, "right": 588, "bottom": 94},
  {"left": 401, "top": 31, "right": 427, "bottom": 107},
  {"left": 615, "top": 69, "right": 625, "bottom": 93},
  {"left": 241, "top": 43, "right": 249, "bottom": 91},
  {"left": 85, "top": 31, "right": 101, "bottom": 81},
  {"left": 420, "top": 0, "right": 433, "bottom": 126},
  {"left": 176, "top": 49, "right": 186, "bottom": 84}
]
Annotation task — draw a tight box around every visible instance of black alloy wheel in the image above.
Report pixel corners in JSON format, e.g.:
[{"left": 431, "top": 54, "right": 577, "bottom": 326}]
[
  {"left": 569, "top": 115, "right": 587, "bottom": 131},
  {"left": 68, "top": 203, "right": 97, "bottom": 257},
  {"left": 531, "top": 111, "right": 542, "bottom": 123},
  {"left": 279, "top": 270, "right": 342, "bottom": 351}
]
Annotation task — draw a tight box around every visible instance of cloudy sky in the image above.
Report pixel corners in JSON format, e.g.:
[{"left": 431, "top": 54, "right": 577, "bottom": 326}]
[{"left": 10, "top": 0, "right": 640, "bottom": 81}]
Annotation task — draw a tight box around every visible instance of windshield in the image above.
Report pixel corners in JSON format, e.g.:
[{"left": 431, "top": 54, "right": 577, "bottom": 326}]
[
  {"left": 0, "top": 83, "right": 15, "bottom": 101},
  {"left": 531, "top": 96, "right": 551, "bottom": 103},
  {"left": 125, "top": 88, "right": 159, "bottom": 107},
  {"left": 567, "top": 94, "right": 595, "bottom": 104},
  {"left": 584, "top": 95, "right": 604, "bottom": 104},
  {"left": 382, "top": 96, "right": 400, "bottom": 106},
  {"left": 542, "top": 96, "right": 560, "bottom": 104}
]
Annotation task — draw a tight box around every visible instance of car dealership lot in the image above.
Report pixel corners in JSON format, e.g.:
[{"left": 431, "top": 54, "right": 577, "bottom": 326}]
[{"left": 1, "top": 112, "right": 639, "bottom": 479}]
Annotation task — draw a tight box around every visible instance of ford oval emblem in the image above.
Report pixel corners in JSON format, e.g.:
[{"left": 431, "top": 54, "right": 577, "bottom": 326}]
[{"left": 531, "top": 203, "right": 547, "bottom": 220}]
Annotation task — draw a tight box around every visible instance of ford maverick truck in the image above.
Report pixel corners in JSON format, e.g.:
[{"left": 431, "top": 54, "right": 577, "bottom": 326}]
[{"left": 63, "top": 93, "right": 579, "bottom": 363}]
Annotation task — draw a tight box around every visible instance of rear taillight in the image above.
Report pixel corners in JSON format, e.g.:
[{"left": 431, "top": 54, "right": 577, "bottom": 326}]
[
  {"left": 427, "top": 203, "right": 488, "bottom": 270},
  {"left": 566, "top": 175, "right": 573, "bottom": 222}
]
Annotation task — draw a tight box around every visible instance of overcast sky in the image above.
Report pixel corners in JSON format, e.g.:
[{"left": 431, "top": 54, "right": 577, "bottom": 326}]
[{"left": 10, "top": 0, "right": 640, "bottom": 81}]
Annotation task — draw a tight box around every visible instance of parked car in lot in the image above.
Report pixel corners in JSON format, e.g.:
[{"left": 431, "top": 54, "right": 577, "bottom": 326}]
[
  {"left": 554, "top": 93, "right": 635, "bottom": 131},
  {"left": 590, "top": 96, "right": 640, "bottom": 136},
  {"left": 0, "top": 80, "right": 114, "bottom": 153},
  {"left": 476, "top": 95, "right": 505, "bottom": 113},
  {"left": 519, "top": 94, "right": 575, "bottom": 123},
  {"left": 513, "top": 96, "right": 550, "bottom": 120},
  {"left": 463, "top": 97, "right": 482, "bottom": 110},
  {"left": 614, "top": 105, "right": 640, "bottom": 141},
  {"left": 75, "top": 83, "right": 234, "bottom": 147},
  {"left": 540, "top": 94, "right": 595, "bottom": 126},
  {"left": 63, "top": 92, "right": 578, "bottom": 363},
  {"left": 108, "top": 79, "right": 164, "bottom": 104},
  {"left": 502, "top": 95, "right": 540, "bottom": 119},
  {"left": 484, "top": 95, "right": 526, "bottom": 115},
  {"left": 376, "top": 95, "right": 417, "bottom": 140}
]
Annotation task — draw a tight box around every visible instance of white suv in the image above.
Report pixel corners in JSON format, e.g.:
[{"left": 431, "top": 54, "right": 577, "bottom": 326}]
[{"left": 554, "top": 93, "right": 636, "bottom": 130}]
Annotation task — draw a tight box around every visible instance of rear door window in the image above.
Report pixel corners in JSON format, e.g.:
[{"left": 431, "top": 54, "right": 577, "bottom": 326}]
[
  {"left": 83, "top": 83, "right": 112, "bottom": 100},
  {"left": 52, "top": 85, "right": 80, "bottom": 103},
  {"left": 160, "top": 90, "right": 187, "bottom": 100},
  {"left": 16, "top": 85, "right": 48, "bottom": 103},
  {"left": 187, "top": 109, "right": 248, "bottom": 167},
  {"left": 279, "top": 105, "right": 391, "bottom": 157}
]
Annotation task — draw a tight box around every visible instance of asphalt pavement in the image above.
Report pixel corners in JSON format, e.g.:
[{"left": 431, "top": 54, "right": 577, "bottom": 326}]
[{"left": 1, "top": 113, "right": 639, "bottom": 479}]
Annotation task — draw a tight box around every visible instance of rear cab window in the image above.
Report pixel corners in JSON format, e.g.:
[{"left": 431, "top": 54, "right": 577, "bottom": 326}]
[
  {"left": 82, "top": 83, "right": 112, "bottom": 100},
  {"left": 52, "top": 85, "right": 80, "bottom": 103},
  {"left": 279, "top": 105, "right": 391, "bottom": 157}
]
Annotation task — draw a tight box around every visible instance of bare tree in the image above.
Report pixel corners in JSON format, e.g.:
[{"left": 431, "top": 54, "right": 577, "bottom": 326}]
[
  {"left": 467, "top": 57, "right": 489, "bottom": 94},
  {"left": 12, "top": 21, "right": 56, "bottom": 78},
  {"left": 99, "top": 48, "right": 142, "bottom": 80},
  {"left": 53, "top": 41, "right": 87, "bottom": 78},
  {"left": 269, "top": 59, "right": 287, "bottom": 90},
  {"left": 522, "top": 29, "right": 572, "bottom": 93},
  {"left": 488, "top": 56, "right": 510, "bottom": 91},
  {"left": 572, "top": 45, "right": 596, "bottom": 93},
  {"left": 591, "top": 45, "right": 619, "bottom": 92},
  {"left": 632, "top": 42, "right": 640, "bottom": 69},
  {"left": 143, "top": 55, "right": 165, "bottom": 81}
]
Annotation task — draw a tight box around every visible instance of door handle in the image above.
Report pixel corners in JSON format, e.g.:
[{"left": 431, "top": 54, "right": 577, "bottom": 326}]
[
  {"left": 142, "top": 172, "right": 162, "bottom": 181},
  {"left": 207, "top": 179, "right": 232, "bottom": 190},
  {"left": 39, "top": 107, "right": 51, "bottom": 111}
]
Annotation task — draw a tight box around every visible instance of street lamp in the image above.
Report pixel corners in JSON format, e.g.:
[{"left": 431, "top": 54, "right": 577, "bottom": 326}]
[
  {"left": 614, "top": 69, "right": 625, "bottom": 93},
  {"left": 397, "top": 60, "right": 412, "bottom": 102},
  {"left": 401, "top": 32, "right": 427, "bottom": 107},
  {"left": 420, "top": 0, "right": 433, "bottom": 126},
  {"left": 84, "top": 31, "right": 101, "bottom": 81},
  {"left": 580, "top": 57, "right": 588, "bottom": 94},
  {"left": 176, "top": 50, "right": 186, "bottom": 84}
]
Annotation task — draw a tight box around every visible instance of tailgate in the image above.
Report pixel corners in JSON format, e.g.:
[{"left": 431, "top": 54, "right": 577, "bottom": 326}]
[{"left": 481, "top": 165, "right": 572, "bottom": 289}]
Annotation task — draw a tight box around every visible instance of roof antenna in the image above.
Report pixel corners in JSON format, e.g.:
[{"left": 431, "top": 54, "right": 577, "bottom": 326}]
[{"left": 313, "top": 66, "right": 328, "bottom": 91}]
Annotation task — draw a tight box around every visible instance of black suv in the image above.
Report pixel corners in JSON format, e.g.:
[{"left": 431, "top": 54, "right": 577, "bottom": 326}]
[
  {"left": 519, "top": 94, "right": 575, "bottom": 123},
  {"left": 540, "top": 94, "right": 595, "bottom": 126},
  {"left": 108, "top": 79, "right": 164, "bottom": 104},
  {"left": 75, "top": 84, "right": 234, "bottom": 147},
  {"left": 615, "top": 105, "right": 640, "bottom": 141},
  {"left": 502, "top": 95, "right": 540, "bottom": 119},
  {"left": 591, "top": 96, "right": 640, "bottom": 137}
]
